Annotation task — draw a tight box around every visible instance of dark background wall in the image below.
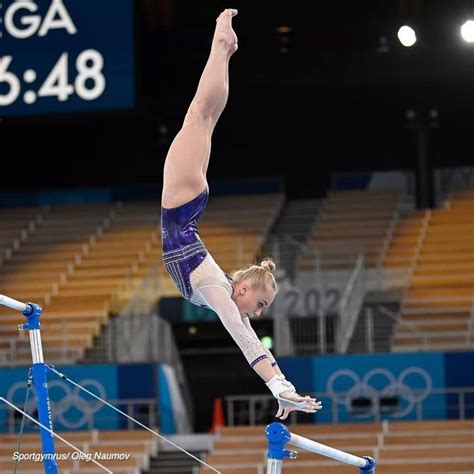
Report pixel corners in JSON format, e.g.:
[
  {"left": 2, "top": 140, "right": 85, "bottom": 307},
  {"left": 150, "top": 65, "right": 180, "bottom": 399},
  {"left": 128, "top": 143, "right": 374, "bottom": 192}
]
[{"left": 2, "top": 0, "right": 474, "bottom": 198}]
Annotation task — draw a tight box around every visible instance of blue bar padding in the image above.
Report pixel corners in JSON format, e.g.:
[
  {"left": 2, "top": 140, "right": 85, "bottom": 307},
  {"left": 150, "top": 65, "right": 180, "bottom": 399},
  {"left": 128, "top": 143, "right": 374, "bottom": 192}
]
[
  {"left": 360, "top": 456, "right": 377, "bottom": 473},
  {"left": 22, "top": 303, "right": 42, "bottom": 330},
  {"left": 266, "top": 422, "right": 291, "bottom": 460}
]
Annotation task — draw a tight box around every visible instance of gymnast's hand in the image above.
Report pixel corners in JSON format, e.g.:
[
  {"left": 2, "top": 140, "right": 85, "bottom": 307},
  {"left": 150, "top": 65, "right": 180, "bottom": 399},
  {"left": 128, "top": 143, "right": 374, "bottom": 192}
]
[
  {"left": 266, "top": 375, "right": 322, "bottom": 420},
  {"left": 275, "top": 391, "right": 322, "bottom": 420}
]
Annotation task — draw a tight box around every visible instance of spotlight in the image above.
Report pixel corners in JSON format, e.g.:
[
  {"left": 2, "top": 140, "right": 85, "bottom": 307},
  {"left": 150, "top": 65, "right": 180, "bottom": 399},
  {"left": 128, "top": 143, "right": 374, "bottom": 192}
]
[
  {"left": 461, "top": 20, "right": 474, "bottom": 43},
  {"left": 397, "top": 25, "right": 417, "bottom": 47}
]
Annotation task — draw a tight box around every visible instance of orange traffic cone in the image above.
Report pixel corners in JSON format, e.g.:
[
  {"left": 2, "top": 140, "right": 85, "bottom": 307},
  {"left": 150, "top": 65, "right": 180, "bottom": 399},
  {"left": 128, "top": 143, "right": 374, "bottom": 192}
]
[{"left": 209, "top": 397, "right": 225, "bottom": 433}]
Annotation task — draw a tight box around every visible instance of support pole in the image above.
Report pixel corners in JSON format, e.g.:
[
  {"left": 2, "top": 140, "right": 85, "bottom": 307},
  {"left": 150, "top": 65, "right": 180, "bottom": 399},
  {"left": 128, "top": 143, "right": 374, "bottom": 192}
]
[{"left": 0, "top": 295, "right": 58, "bottom": 474}]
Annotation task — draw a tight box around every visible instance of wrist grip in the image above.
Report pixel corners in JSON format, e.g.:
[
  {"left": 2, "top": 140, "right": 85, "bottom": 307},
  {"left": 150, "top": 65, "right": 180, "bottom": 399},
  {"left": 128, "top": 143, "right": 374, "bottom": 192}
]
[{"left": 266, "top": 375, "right": 287, "bottom": 397}]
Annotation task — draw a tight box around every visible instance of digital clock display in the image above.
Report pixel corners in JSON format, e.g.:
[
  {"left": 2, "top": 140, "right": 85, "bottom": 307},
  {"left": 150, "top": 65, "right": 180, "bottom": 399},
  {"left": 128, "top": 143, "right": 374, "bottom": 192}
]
[{"left": 0, "top": 0, "right": 134, "bottom": 116}]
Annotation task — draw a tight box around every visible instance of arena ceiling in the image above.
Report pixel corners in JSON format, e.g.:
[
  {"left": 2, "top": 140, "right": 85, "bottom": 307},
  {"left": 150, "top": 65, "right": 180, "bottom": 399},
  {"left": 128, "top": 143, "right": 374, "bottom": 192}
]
[{"left": 2, "top": 0, "right": 474, "bottom": 195}]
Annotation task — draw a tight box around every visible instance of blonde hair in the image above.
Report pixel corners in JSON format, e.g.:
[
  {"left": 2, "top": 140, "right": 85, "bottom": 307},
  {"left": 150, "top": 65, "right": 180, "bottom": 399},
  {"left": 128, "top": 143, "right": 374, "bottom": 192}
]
[{"left": 232, "top": 258, "right": 278, "bottom": 293}]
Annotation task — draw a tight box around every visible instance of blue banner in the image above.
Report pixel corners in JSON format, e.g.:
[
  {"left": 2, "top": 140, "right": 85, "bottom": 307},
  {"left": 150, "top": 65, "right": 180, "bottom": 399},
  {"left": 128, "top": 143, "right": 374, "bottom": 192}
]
[
  {"left": 117, "top": 364, "right": 157, "bottom": 429},
  {"left": 444, "top": 352, "right": 474, "bottom": 419},
  {"left": 279, "top": 352, "right": 452, "bottom": 423},
  {"left": 277, "top": 356, "right": 315, "bottom": 394},
  {"left": 0, "top": 363, "right": 180, "bottom": 433},
  {"left": 0, "top": 364, "right": 119, "bottom": 432}
]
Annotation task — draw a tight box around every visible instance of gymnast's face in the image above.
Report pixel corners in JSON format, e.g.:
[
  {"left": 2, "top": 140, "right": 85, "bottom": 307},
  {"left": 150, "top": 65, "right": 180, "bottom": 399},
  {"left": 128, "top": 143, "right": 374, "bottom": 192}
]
[{"left": 232, "top": 280, "right": 276, "bottom": 317}]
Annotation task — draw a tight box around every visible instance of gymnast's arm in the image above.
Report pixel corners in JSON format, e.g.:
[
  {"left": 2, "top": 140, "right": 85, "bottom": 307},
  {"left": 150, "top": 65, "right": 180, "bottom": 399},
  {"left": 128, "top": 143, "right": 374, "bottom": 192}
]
[
  {"left": 242, "top": 315, "right": 296, "bottom": 391},
  {"left": 196, "top": 284, "right": 278, "bottom": 382},
  {"left": 242, "top": 315, "right": 282, "bottom": 376},
  {"left": 196, "top": 284, "right": 320, "bottom": 417}
]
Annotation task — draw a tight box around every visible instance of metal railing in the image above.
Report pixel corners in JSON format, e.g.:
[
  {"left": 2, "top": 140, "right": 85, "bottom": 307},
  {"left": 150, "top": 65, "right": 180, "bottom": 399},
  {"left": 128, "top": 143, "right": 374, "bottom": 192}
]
[
  {"left": 266, "top": 234, "right": 311, "bottom": 281},
  {"left": 336, "top": 254, "right": 366, "bottom": 354},
  {"left": 0, "top": 322, "right": 95, "bottom": 366},
  {"left": 0, "top": 207, "right": 47, "bottom": 265},
  {"left": 271, "top": 269, "right": 334, "bottom": 357},
  {"left": 406, "top": 209, "right": 431, "bottom": 288},
  {"left": 1, "top": 398, "right": 159, "bottom": 434},
  {"left": 272, "top": 253, "right": 367, "bottom": 357},
  {"left": 0, "top": 260, "right": 162, "bottom": 366},
  {"left": 100, "top": 265, "right": 194, "bottom": 432},
  {"left": 376, "top": 196, "right": 404, "bottom": 269},
  {"left": 385, "top": 299, "right": 474, "bottom": 351},
  {"left": 376, "top": 305, "right": 430, "bottom": 351},
  {"left": 0, "top": 205, "right": 120, "bottom": 361},
  {"left": 48, "top": 209, "right": 118, "bottom": 302}
]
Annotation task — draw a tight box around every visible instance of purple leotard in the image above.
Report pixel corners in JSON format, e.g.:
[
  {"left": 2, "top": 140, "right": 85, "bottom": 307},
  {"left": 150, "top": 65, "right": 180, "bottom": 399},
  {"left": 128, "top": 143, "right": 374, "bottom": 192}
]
[
  {"left": 161, "top": 188, "right": 209, "bottom": 300},
  {"left": 161, "top": 188, "right": 275, "bottom": 369}
]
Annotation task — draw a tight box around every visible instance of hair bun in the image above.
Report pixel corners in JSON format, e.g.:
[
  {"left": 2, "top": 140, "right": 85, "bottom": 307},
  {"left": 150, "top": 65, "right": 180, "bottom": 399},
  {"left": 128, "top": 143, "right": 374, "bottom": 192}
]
[{"left": 260, "top": 258, "right": 276, "bottom": 272}]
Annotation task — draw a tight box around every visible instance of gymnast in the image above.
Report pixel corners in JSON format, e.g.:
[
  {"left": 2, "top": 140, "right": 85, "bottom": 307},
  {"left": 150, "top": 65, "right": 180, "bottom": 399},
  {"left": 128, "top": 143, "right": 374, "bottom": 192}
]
[{"left": 161, "top": 8, "right": 321, "bottom": 420}]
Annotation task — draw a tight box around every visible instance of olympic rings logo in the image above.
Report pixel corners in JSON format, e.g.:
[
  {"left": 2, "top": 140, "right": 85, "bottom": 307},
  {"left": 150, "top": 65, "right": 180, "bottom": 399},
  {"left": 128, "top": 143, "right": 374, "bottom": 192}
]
[
  {"left": 326, "top": 367, "right": 433, "bottom": 418},
  {"left": 7, "top": 379, "right": 107, "bottom": 429}
]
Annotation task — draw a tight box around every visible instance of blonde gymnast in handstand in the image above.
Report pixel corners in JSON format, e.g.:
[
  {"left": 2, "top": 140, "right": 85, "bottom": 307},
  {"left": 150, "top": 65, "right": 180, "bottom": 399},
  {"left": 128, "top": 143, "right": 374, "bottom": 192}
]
[{"left": 161, "top": 8, "right": 321, "bottom": 420}]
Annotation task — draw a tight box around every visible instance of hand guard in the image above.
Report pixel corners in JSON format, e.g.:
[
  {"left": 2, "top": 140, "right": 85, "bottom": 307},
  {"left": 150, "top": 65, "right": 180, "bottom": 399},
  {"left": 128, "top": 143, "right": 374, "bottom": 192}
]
[
  {"left": 266, "top": 375, "right": 296, "bottom": 396},
  {"left": 265, "top": 375, "right": 289, "bottom": 397},
  {"left": 266, "top": 375, "right": 322, "bottom": 420},
  {"left": 280, "top": 374, "right": 296, "bottom": 393}
]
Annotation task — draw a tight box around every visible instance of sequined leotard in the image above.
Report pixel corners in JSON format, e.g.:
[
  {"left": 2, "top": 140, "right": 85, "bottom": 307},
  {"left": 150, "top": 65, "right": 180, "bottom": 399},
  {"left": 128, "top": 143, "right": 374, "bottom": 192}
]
[
  {"left": 161, "top": 188, "right": 210, "bottom": 303},
  {"left": 161, "top": 189, "right": 275, "bottom": 368}
]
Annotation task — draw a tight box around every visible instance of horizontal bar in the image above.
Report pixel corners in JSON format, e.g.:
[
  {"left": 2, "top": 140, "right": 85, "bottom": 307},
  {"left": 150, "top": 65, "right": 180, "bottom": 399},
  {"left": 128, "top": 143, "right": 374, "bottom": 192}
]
[
  {"left": 0, "top": 294, "right": 27, "bottom": 313},
  {"left": 289, "top": 433, "right": 368, "bottom": 468}
]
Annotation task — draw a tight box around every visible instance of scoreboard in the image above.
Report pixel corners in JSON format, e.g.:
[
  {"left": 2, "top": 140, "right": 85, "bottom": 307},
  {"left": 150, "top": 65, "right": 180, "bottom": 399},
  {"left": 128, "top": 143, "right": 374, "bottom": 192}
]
[{"left": 0, "top": 0, "right": 134, "bottom": 116}]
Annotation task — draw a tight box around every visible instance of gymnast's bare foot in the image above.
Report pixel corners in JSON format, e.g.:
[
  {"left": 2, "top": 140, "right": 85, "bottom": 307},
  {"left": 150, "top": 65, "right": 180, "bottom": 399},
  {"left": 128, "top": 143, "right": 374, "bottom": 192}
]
[{"left": 213, "top": 9, "right": 238, "bottom": 56}]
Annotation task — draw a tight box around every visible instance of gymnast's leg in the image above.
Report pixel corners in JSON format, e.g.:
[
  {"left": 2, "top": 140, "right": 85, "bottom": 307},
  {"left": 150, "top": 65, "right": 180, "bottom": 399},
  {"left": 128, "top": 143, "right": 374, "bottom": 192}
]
[{"left": 161, "top": 9, "right": 238, "bottom": 208}]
